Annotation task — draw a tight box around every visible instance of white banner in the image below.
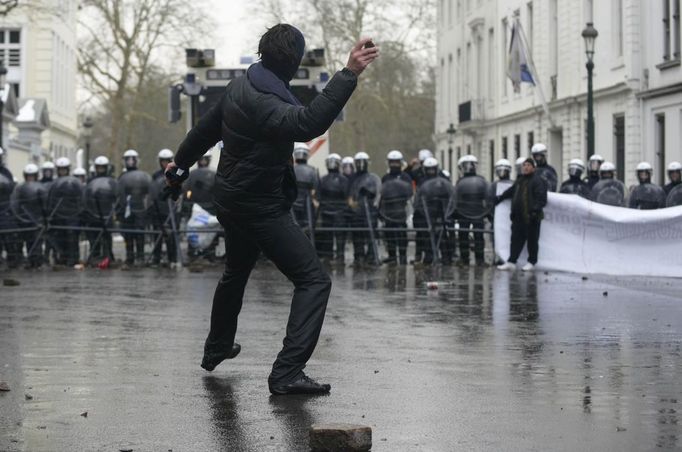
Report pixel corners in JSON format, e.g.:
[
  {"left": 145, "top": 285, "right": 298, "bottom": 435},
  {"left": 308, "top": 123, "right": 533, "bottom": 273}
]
[{"left": 494, "top": 193, "right": 682, "bottom": 277}]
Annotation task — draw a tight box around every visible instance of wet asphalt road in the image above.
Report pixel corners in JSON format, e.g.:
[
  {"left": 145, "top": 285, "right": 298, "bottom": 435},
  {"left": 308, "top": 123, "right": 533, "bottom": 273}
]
[{"left": 1, "top": 263, "right": 681, "bottom": 451}]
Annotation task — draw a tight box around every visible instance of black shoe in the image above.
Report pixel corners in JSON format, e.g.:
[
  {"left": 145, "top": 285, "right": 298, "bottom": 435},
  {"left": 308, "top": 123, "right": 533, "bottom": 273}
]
[
  {"left": 269, "top": 373, "right": 331, "bottom": 396},
  {"left": 201, "top": 343, "right": 241, "bottom": 371}
]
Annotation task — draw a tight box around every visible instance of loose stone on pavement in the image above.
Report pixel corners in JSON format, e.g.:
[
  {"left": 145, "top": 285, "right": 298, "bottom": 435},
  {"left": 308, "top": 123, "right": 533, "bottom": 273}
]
[{"left": 309, "top": 423, "right": 372, "bottom": 452}]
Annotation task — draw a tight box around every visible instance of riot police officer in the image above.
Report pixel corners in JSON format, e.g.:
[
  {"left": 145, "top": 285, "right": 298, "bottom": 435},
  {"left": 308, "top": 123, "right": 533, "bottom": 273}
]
[
  {"left": 292, "top": 142, "right": 319, "bottom": 235},
  {"left": 118, "top": 149, "right": 152, "bottom": 266},
  {"left": 380, "top": 150, "right": 413, "bottom": 264},
  {"left": 408, "top": 149, "right": 434, "bottom": 187},
  {"left": 664, "top": 161, "right": 681, "bottom": 195},
  {"left": 585, "top": 154, "right": 604, "bottom": 189},
  {"left": 414, "top": 157, "right": 454, "bottom": 265},
  {"left": 629, "top": 162, "right": 666, "bottom": 210},
  {"left": 560, "top": 159, "right": 590, "bottom": 198},
  {"left": 453, "top": 155, "right": 489, "bottom": 266},
  {"left": 590, "top": 162, "right": 626, "bottom": 207},
  {"left": 48, "top": 157, "right": 83, "bottom": 266},
  {"left": 150, "top": 150, "right": 177, "bottom": 267},
  {"left": 489, "top": 159, "right": 513, "bottom": 202},
  {"left": 84, "top": 156, "right": 117, "bottom": 265},
  {"left": 348, "top": 151, "right": 381, "bottom": 265},
  {"left": 12, "top": 164, "right": 45, "bottom": 268},
  {"left": 40, "top": 161, "right": 55, "bottom": 184},
  {"left": 531, "top": 143, "right": 557, "bottom": 192},
  {"left": 341, "top": 156, "right": 355, "bottom": 178},
  {"left": 317, "top": 153, "right": 349, "bottom": 261},
  {"left": 515, "top": 157, "right": 526, "bottom": 179}
]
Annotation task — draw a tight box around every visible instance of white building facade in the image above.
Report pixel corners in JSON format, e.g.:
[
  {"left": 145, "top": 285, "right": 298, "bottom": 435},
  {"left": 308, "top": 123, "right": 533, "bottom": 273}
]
[
  {"left": 435, "top": 0, "right": 682, "bottom": 186},
  {"left": 0, "top": 1, "right": 78, "bottom": 177}
]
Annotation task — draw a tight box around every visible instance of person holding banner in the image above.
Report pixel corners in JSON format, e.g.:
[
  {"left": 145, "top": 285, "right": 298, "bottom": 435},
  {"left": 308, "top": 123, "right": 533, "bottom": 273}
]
[{"left": 495, "top": 158, "right": 547, "bottom": 272}]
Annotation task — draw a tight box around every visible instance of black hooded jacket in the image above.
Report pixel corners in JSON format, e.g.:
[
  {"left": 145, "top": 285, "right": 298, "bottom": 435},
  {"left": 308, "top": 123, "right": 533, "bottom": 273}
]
[
  {"left": 499, "top": 172, "right": 548, "bottom": 223},
  {"left": 174, "top": 66, "right": 357, "bottom": 218}
]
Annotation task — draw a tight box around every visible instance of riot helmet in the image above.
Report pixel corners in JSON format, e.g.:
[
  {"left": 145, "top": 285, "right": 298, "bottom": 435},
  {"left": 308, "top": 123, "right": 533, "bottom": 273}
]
[
  {"left": 41, "top": 161, "right": 55, "bottom": 181},
  {"left": 387, "top": 150, "right": 404, "bottom": 174},
  {"left": 418, "top": 149, "right": 433, "bottom": 163},
  {"left": 568, "top": 159, "right": 585, "bottom": 178},
  {"left": 293, "top": 143, "right": 310, "bottom": 163},
  {"left": 442, "top": 170, "right": 452, "bottom": 180},
  {"left": 515, "top": 157, "right": 526, "bottom": 176},
  {"left": 636, "top": 161, "right": 652, "bottom": 184},
  {"left": 23, "top": 163, "right": 39, "bottom": 182},
  {"left": 123, "top": 149, "right": 139, "bottom": 170},
  {"left": 458, "top": 154, "right": 478, "bottom": 176},
  {"left": 326, "top": 153, "right": 341, "bottom": 172},
  {"left": 495, "top": 159, "right": 512, "bottom": 180},
  {"left": 341, "top": 156, "right": 355, "bottom": 177},
  {"left": 198, "top": 150, "right": 212, "bottom": 168},
  {"left": 667, "top": 161, "right": 682, "bottom": 183},
  {"left": 599, "top": 161, "right": 616, "bottom": 180},
  {"left": 588, "top": 154, "right": 604, "bottom": 173},
  {"left": 158, "top": 148, "right": 174, "bottom": 170},
  {"left": 94, "top": 156, "right": 110, "bottom": 177},
  {"left": 56, "top": 157, "right": 71, "bottom": 177},
  {"left": 73, "top": 167, "right": 87, "bottom": 183},
  {"left": 354, "top": 151, "right": 369, "bottom": 173},
  {"left": 531, "top": 143, "right": 548, "bottom": 165},
  {"left": 423, "top": 157, "right": 439, "bottom": 178}
]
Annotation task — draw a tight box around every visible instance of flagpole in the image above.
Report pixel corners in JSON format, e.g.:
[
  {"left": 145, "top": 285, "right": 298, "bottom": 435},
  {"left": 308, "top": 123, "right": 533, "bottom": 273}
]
[{"left": 515, "top": 17, "right": 557, "bottom": 129}]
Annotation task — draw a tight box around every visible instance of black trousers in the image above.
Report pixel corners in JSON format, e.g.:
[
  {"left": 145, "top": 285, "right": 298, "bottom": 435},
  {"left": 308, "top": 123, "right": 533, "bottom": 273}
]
[
  {"left": 351, "top": 206, "right": 378, "bottom": 263},
  {"left": 384, "top": 220, "right": 407, "bottom": 260},
  {"left": 85, "top": 219, "right": 114, "bottom": 263},
  {"left": 22, "top": 226, "right": 42, "bottom": 267},
  {"left": 508, "top": 219, "right": 542, "bottom": 265},
  {"left": 0, "top": 211, "right": 21, "bottom": 268},
  {"left": 208, "top": 208, "right": 331, "bottom": 386},
  {"left": 52, "top": 218, "right": 80, "bottom": 266},
  {"left": 457, "top": 219, "right": 485, "bottom": 264},
  {"left": 122, "top": 214, "right": 146, "bottom": 264},
  {"left": 316, "top": 210, "right": 346, "bottom": 260}
]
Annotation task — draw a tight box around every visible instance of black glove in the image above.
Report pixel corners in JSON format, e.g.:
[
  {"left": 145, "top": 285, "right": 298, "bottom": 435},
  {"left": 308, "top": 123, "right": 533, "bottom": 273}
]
[
  {"left": 163, "top": 165, "right": 189, "bottom": 201},
  {"left": 493, "top": 195, "right": 502, "bottom": 206}
]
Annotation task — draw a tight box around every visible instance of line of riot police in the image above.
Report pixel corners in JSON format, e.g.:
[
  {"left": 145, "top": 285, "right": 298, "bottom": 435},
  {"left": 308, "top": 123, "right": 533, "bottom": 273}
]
[
  {"left": 0, "top": 146, "right": 219, "bottom": 270},
  {"left": 293, "top": 141, "right": 682, "bottom": 267}
]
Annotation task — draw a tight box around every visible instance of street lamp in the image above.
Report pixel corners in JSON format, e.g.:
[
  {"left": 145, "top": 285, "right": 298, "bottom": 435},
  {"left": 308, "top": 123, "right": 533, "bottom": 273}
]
[
  {"left": 82, "top": 116, "right": 94, "bottom": 168},
  {"left": 446, "top": 122, "right": 456, "bottom": 175},
  {"left": 0, "top": 60, "right": 7, "bottom": 150},
  {"left": 582, "top": 22, "right": 598, "bottom": 159}
]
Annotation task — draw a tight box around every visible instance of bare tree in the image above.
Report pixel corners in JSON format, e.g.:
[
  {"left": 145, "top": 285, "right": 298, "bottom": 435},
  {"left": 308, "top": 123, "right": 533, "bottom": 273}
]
[{"left": 78, "top": 0, "right": 212, "bottom": 160}]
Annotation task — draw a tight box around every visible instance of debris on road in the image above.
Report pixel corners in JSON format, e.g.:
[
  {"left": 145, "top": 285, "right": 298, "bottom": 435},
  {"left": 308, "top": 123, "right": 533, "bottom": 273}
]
[{"left": 309, "top": 424, "right": 372, "bottom": 452}]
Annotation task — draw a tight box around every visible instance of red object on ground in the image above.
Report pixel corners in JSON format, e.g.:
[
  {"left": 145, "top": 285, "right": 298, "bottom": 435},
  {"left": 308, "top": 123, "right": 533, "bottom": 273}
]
[{"left": 98, "top": 257, "right": 111, "bottom": 270}]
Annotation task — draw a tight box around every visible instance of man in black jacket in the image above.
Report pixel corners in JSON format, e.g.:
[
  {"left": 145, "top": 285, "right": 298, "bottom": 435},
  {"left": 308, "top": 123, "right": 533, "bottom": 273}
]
[
  {"left": 495, "top": 158, "right": 547, "bottom": 272},
  {"left": 165, "top": 24, "right": 378, "bottom": 395}
]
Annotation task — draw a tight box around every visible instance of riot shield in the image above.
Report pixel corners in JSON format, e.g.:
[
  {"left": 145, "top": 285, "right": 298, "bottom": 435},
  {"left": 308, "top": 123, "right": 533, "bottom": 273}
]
[
  {"left": 85, "top": 177, "right": 118, "bottom": 219},
  {"left": 666, "top": 184, "right": 682, "bottom": 207},
  {"left": 318, "top": 173, "right": 348, "bottom": 215},
  {"left": 628, "top": 183, "right": 667, "bottom": 210},
  {"left": 591, "top": 179, "right": 626, "bottom": 207},
  {"left": 10, "top": 181, "right": 48, "bottom": 224},
  {"left": 536, "top": 166, "right": 558, "bottom": 192},
  {"left": 349, "top": 172, "right": 381, "bottom": 208},
  {"left": 149, "top": 176, "right": 172, "bottom": 217},
  {"left": 47, "top": 176, "right": 84, "bottom": 219},
  {"left": 379, "top": 178, "right": 413, "bottom": 223},
  {"left": 452, "top": 175, "right": 490, "bottom": 220},
  {"left": 415, "top": 177, "right": 454, "bottom": 221},
  {"left": 0, "top": 173, "right": 14, "bottom": 214},
  {"left": 560, "top": 180, "right": 591, "bottom": 198},
  {"left": 118, "top": 170, "right": 152, "bottom": 215},
  {"left": 184, "top": 167, "right": 216, "bottom": 214}
]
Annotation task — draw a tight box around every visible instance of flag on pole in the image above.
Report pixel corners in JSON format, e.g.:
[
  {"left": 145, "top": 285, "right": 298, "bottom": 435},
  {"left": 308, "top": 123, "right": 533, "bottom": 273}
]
[{"left": 507, "top": 21, "right": 535, "bottom": 93}]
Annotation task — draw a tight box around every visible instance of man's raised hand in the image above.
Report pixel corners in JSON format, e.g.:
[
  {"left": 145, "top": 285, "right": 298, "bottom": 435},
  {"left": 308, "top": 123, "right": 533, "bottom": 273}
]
[{"left": 346, "top": 38, "right": 380, "bottom": 76}]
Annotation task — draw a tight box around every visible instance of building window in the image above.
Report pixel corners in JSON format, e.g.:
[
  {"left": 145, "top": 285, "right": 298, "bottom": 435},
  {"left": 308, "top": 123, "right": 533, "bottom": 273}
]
[
  {"left": 488, "top": 28, "right": 495, "bottom": 101},
  {"left": 0, "top": 29, "right": 21, "bottom": 67},
  {"left": 663, "top": 0, "right": 680, "bottom": 62},
  {"left": 489, "top": 140, "right": 495, "bottom": 180},
  {"left": 502, "top": 18, "right": 508, "bottom": 96},
  {"left": 614, "top": 115, "right": 625, "bottom": 181},
  {"left": 613, "top": 0, "right": 624, "bottom": 57},
  {"left": 550, "top": 0, "right": 558, "bottom": 75},
  {"left": 456, "top": 146, "right": 462, "bottom": 161},
  {"left": 502, "top": 136, "right": 508, "bottom": 159},
  {"left": 674, "top": 0, "right": 681, "bottom": 60},
  {"left": 527, "top": 132, "right": 535, "bottom": 151},
  {"left": 514, "top": 134, "right": 521, "bottom": 159},
  {"left": 656, "top": 114, "right": 666, "bottom": 184},
  {"left": 664, "top": 0, "right": 672, "bottom": 60},
  {"left": 526, "top": 2, "right": 534, "bottom": 52}
]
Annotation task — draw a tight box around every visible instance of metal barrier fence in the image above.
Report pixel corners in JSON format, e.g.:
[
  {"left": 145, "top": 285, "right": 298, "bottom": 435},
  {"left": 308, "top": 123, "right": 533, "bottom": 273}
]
[{"left": 0, "top": 195, "right": 495, "bottom": 268}]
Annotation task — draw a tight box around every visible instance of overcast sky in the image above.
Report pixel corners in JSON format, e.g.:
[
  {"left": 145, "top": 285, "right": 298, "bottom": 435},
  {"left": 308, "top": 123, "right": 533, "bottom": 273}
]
[{"left": 210, "top": 1, "right": 265, "bottom": 66}]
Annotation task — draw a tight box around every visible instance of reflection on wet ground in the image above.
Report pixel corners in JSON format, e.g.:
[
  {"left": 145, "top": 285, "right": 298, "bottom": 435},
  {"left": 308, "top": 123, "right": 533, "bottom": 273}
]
[{"left": 1, "top": 264, "right": 681, "bottom": 450}]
